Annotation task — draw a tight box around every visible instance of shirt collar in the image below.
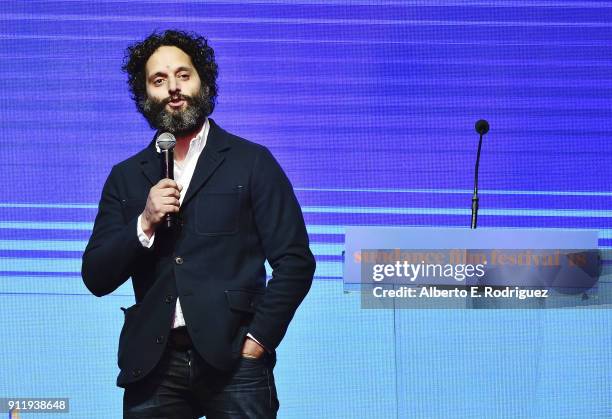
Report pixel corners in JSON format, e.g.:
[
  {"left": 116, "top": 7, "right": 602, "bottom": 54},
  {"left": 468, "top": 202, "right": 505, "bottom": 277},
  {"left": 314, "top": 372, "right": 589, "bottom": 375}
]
[{"left": 154, "top": 118, "right": 209, "bottom": 154}]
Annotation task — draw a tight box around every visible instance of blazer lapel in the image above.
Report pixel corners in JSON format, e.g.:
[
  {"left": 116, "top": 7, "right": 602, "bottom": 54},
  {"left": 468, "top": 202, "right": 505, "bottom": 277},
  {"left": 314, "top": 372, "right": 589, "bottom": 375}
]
[
  {"left": 139, "top": 140, "right": 161, "bottom": 186},
  {"left": 182, "top": 119, "right": 231, "bottom": 208}
]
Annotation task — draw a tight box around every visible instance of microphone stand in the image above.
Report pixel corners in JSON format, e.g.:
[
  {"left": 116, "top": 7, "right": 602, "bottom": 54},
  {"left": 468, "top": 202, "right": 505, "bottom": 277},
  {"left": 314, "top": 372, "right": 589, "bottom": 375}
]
[
  {"left": 471, "top": 119, "right": 488, "bottom": 229},
  {"left": 471, "top": 132, "right": 484, "bottom": 229}
]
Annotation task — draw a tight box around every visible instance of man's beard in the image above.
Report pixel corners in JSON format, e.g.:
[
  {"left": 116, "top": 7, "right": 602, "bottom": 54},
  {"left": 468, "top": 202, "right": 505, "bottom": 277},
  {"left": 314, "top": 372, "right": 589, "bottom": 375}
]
[{"left": 138, "top": 89, "right": 208, "bottom": 135}]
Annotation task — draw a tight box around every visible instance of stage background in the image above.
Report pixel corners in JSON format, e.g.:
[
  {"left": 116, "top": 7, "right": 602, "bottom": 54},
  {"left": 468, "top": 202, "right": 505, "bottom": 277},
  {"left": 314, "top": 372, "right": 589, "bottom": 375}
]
[{"left": 1, "top": 1, "right": 612, "bottom": 417}]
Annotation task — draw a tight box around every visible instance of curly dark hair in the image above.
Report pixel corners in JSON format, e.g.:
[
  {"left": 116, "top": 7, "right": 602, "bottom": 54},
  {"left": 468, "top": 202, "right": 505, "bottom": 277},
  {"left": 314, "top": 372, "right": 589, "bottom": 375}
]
[{"left": 122, "top": 29, "right": 218, "bottom": 116}]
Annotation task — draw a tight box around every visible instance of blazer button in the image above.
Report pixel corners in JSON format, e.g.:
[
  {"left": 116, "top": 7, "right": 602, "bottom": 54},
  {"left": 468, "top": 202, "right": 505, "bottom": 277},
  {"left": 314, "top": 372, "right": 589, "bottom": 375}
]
[
  {"left": 165, "top": 295, "right": 174, "bottom": 303},
  {"left": 156, "top": 335, "right": 165, "bottom": 344},
  {"left": 132, "top": 368, "right": 142, "bottom": 377},
  {"left": 175, "top": 256, "right": 184, "bottom": 265}
]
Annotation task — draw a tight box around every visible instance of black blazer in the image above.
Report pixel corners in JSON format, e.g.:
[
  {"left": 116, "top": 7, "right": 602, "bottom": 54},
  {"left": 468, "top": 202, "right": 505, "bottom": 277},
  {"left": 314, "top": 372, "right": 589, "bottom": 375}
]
[{"left": 82, "top": 119, "right": 315, "bottom": 387}]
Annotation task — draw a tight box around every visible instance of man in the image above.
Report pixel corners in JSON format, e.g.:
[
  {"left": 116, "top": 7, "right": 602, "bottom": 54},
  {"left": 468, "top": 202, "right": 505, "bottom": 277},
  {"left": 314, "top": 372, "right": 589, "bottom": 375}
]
[{"left": 82, "top": 30, "right": 315, "bottom": 418}]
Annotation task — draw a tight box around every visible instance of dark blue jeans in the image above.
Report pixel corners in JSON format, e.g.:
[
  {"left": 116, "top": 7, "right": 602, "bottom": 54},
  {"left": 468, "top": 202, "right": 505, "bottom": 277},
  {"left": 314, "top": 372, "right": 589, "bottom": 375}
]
[{"left": 123, "top": 347, "right": 279, "bottom": 418}]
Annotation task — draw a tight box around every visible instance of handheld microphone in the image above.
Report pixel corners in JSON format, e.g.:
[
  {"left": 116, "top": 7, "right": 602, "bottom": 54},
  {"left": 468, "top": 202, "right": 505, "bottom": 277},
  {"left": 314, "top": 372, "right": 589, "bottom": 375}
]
[
  {"left": 156, "top": 132, "right": 176, "bottom": 229},
  {"left": 471, "top": 120, "right": 489, "bottom": 229}
]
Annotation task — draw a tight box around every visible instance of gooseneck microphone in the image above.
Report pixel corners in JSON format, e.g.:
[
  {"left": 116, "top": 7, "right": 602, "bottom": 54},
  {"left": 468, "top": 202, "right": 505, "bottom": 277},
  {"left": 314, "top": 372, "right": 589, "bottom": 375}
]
[
  {"left": 156, "top": 132, "right": 177, "bottom": 229},
  {"left": 471, "top": 120, "right": 489, "bottom": 229}
]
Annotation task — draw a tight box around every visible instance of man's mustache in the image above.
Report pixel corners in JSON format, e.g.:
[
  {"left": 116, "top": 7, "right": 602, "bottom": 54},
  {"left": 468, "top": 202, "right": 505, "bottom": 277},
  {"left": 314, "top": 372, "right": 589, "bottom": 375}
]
[{"left": 161, "top": 94, "right": 193, "bottom": 106}]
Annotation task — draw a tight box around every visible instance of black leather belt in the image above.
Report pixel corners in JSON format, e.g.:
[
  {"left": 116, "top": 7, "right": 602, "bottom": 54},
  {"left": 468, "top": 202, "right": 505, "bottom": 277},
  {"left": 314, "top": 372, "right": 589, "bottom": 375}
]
[{"left": 168, "top": 327, "right": 193, "bottom": 350}]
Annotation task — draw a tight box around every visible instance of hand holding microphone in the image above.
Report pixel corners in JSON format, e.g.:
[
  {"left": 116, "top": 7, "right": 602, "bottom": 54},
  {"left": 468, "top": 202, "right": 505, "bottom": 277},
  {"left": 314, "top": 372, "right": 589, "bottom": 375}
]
[
  {"left": 140, "top": 133, "right": 181, "bottom": 237},
  {"left": 140, "top": 179, "right": 183, "bottom": 237}
]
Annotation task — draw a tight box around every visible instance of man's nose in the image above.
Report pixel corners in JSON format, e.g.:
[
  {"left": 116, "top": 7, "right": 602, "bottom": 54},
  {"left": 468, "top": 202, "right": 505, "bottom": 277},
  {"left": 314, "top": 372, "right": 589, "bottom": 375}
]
[{"left": 168, "top": 76, "right": 179, "bottom": 95}]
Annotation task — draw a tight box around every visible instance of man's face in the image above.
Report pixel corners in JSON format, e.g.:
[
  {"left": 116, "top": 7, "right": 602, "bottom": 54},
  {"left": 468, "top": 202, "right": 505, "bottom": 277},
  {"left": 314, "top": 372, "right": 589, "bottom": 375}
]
[{"left": 140, "top": 45, "right": 207, "bottom": 134}]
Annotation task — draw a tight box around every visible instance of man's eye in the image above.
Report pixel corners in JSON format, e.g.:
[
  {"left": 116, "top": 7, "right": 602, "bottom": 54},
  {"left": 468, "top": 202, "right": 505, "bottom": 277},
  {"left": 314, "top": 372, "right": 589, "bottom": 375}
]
[
  {"left": 153, "top": 79, "right": 165, "bottom": 86},
  {"left": 178, "top": 74, "right": 189, "bottom": 80}
]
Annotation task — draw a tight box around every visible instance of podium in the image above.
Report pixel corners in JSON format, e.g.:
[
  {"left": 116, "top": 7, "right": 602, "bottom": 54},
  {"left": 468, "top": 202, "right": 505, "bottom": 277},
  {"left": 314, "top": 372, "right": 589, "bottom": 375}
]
[{"left": 343, "top": 227, "right": 601, "bottom": 308}]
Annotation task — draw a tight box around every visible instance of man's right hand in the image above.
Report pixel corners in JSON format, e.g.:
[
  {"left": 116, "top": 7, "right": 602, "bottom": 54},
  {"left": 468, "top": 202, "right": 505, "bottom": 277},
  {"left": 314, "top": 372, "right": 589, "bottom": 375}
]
[{"left": 140, "top": 179, "right": 183, "bottom": 238}]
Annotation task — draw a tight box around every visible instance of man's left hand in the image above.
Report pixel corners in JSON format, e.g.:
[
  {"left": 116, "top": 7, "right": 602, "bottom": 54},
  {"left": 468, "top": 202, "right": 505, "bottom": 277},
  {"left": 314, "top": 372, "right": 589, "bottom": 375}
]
[{"left": 241, "top": 337, "right": 265, "bottom": 359}]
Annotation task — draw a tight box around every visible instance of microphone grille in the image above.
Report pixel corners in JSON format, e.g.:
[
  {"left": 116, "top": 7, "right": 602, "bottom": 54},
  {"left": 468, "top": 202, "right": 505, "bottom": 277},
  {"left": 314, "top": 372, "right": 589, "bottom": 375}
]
[
  {"left": 156, "top": 132, "right": 176, "bottom": 151},
  {"left": 475, "top": 119, "right": 490, "bottom": 135}
]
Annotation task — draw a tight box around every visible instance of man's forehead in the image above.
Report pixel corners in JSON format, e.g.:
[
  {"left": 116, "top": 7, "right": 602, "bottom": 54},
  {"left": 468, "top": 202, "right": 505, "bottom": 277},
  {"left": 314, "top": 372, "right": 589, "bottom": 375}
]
[{"left": 145, "top": 45, "right": 195, "bottom": 75}]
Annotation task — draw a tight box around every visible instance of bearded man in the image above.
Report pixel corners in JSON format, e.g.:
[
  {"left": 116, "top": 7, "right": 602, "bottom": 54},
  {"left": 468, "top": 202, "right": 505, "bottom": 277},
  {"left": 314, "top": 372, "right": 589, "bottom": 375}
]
[{"left": 81, "top": 30, "right": 315, "bottom": 419}]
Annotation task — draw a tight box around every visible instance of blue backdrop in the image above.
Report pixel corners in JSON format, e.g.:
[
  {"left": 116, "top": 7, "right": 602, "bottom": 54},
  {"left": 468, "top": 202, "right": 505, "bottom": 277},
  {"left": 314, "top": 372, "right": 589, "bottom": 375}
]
[{"left": 1, "top": 1, "right": 611, "bottom": 418}]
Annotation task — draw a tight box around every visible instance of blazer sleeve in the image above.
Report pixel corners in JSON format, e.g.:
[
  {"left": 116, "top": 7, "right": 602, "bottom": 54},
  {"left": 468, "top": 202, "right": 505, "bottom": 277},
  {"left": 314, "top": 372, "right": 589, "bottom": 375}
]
[
  {"left": 246, "top": 146, "right": 316, "bottom": 350},
  {"left": 81, "top": 165, "right": 151, "bottom": 297}
]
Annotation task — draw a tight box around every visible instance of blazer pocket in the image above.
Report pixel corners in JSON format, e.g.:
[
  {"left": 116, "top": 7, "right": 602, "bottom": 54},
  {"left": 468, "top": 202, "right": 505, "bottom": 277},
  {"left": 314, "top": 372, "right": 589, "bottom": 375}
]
[
  {"left": 225, "top": 289, "right": 264, "bottom": 314},
  {"left": 118, "top": 303, "right": 141, "bottom": 368},
  {"left": 194, "top": 190, "right": 241, "bottom": 235}
]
